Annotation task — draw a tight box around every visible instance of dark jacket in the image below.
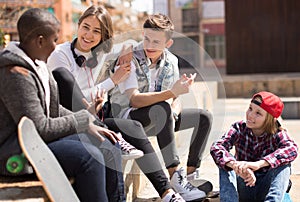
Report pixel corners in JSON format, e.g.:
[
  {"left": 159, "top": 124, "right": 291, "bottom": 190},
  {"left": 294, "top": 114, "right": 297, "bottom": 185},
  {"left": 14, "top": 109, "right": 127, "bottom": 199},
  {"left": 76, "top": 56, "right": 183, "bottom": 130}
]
[{"left": 0, "top": 44, "right": 90, "bottom": 175}]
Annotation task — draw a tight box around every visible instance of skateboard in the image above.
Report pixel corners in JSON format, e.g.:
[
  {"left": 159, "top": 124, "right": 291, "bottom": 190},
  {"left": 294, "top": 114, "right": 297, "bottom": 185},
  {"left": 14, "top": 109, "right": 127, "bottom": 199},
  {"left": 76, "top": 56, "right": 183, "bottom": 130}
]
[{"left": 18, "top": 116, "right": 80, "bottom": 202}]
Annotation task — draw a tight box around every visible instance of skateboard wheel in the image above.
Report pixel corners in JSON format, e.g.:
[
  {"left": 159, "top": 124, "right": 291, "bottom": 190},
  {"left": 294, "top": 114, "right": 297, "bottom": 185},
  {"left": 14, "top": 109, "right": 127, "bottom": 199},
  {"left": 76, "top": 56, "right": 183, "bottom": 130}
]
[{"left": 6, "top": 154, "right": 26, "bottom": 174}]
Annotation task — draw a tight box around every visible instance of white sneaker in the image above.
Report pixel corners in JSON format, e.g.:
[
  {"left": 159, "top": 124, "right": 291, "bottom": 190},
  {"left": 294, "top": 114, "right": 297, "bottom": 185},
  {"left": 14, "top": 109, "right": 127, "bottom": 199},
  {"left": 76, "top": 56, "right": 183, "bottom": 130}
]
[
  {"left": 187, "top": 171, "right": 213, "bottom": 194},
  {"left": 161, "top": 190, "right": 186, "bottom": 202},
  {"left": 170, "top": 167, "right": 206, "bottom": 201},
  {"left": 119, "top": 138, "right": 144, "bottom": 160}
]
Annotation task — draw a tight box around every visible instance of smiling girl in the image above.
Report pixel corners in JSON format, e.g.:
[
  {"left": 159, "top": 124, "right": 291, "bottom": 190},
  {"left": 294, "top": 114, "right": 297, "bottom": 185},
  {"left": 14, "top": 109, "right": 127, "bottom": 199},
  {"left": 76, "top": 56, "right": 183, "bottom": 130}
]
[
  {"left": 47, "top": 5, "right": 145, "bottom": 201},
  {"left": 210, "top": 91, "right": 298, "bottom": 202}
]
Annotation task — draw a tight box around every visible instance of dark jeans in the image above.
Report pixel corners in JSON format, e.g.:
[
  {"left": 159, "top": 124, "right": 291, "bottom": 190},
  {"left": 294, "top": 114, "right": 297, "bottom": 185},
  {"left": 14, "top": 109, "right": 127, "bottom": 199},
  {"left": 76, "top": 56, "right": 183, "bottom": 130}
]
[
  {"left": 175, "top": 108, "right": 212, "bottom": 167},
  {"left": 65, "top": 134, "right": 124, "bottom": 202},
  {"left": 129, "top": 101, "right": 213, "bottom": 168},
  {"left": 52, "top": 67, "right": 172, "bottom": 197},
  {"left": 52, "top": 68, "right": 124, "bottom": 201},
  {"left": 48, "top": 134, "right": 108, "bottom": 202},
  {"left": 104, "top": 118, "right": 172, "bottom": 197},
  {"left": 129, "top": 101, "right": 180, "bottom": 168}
]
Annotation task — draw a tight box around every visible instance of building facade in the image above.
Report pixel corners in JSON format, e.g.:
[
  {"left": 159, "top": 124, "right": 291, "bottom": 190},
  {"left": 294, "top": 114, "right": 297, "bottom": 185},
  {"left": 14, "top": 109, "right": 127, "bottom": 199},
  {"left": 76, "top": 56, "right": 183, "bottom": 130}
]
[
  {"left": 0, "top": 0, "right": 72, "bottom": 44},
  {"left": 153, "top": 0, "right": 226, "bottom": 70},
  {"left": 0, "top": 0, "right": 147, "bottom": 48}
]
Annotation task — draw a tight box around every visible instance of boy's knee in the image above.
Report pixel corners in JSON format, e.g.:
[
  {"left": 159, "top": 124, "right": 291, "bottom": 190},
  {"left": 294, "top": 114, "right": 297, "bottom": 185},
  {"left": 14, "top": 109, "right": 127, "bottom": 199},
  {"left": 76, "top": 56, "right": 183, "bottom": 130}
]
[
  {"left": 200, "top": 109, "right": 213, "bottom": 126},
  {"left": 151, "top": 101, "right": 172, "bottom": 117}
]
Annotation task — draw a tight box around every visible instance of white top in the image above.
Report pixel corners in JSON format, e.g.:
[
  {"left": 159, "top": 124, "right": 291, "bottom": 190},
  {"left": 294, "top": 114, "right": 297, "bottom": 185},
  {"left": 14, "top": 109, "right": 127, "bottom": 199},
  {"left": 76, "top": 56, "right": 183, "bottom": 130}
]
[
  {"left": 47, "top": 41, "right": 122, "bottom": 102},
  {"left": 48, "top": 39, "right": 138, "bottom": 102},
  {"left": 35, "top": 60, "right": 51, "bottom": 117},
  {"left": 117, "top": 63, "right": 138, "bottom": 94},
  {"left": 149, "top": 68, "right": 159, "bottom": 92}
]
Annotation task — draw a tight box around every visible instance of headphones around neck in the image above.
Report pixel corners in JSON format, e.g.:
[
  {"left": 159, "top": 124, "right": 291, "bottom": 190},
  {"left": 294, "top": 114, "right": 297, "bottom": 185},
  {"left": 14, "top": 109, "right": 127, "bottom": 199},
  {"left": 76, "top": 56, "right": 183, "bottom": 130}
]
[{"left": 70, "top": 38, "right": 98, "bottom": 68}]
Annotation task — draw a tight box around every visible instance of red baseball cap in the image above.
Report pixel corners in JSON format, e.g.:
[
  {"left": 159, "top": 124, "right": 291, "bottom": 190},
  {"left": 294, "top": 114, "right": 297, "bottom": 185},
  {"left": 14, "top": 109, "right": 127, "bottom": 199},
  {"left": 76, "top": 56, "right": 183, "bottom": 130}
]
[{"left": 251, "top": 91, "right": 284, "bottom": 118}]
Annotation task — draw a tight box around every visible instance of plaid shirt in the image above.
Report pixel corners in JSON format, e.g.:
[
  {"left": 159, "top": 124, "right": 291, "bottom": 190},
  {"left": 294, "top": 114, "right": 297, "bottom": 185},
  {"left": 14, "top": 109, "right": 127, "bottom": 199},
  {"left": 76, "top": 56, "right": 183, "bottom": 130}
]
[{"left": 210, "top": 120, "right": 298, "bottom": 172}]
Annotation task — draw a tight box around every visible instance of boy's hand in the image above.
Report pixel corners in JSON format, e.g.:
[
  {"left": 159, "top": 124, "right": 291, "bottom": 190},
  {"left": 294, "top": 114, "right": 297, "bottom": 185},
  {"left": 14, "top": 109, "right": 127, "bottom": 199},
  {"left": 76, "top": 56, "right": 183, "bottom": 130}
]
[
  {"left": 87, "top": 123, "right": 121, "bottom": 144},
  {"left": 170, "top": 73, "right": 196, "bottom": 97},
  {"left": 183, "top": 73, "right": 197, "bottom": 85},
  {"left": 171, "top": 97, "right": 182, "bottom": 115}
]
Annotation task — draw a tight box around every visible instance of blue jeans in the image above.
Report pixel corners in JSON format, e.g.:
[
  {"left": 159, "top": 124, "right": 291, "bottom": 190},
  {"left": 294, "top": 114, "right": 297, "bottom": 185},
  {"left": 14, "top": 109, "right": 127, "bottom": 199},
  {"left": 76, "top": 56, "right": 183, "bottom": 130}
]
[
  {"left": 219, "top": 164, "right": 291, "bottom": 202},
  {"left": 49, "top": 134, "right": 125, "bottom": 202},
  {"left": 48, "top": 135, "right": 108, "bottom": 202}
]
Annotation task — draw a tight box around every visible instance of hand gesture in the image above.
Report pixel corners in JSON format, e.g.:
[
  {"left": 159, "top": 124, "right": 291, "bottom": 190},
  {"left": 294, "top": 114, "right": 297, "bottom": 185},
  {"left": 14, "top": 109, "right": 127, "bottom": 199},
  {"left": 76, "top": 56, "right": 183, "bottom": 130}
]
[
  {"left": 184, "top": 73, "right": 197, "bottom": 86},
  {"left": 170, "top": 73, "right": 197, "bottom": 97},
  {"left": 87, "top": 123, "right": 121, "bottom": 144},
  {"left": 111, "top": 63, "right": 131, "bottom": 85},
  {"left": 243, "top": 168, "right": 256, "bottom": 187},
  {"left": 82, "top": 89, "right": 105, "bottom": 115},
  {"left": 117, "top": 43, "right": 133, "bottom": 65},
  {"left": 232, "top": 161, "right": 257, "bottom": 187}
]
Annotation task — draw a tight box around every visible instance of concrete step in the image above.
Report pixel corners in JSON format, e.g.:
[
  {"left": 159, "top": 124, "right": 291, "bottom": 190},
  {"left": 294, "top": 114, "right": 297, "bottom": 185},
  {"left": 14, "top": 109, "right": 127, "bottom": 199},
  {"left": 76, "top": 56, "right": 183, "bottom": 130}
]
[{"left": 217, "top": 72, "right": 300, "bottom": 98}]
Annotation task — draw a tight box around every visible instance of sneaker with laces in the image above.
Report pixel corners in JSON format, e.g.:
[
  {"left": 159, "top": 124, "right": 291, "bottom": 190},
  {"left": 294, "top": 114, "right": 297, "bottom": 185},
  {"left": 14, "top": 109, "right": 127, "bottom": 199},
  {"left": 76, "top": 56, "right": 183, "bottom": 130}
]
[
  {"left": 119, "top": 138, "right": 144, "bottom": 160},
  {"left": 161, "top": 190, "right": 185, "bottom": 202},
  {"left": 170, "top": 167, "right": 206, "bottom": 201},
  {"left": 187, "top": 171, "right": 213, "bottom": 194}
]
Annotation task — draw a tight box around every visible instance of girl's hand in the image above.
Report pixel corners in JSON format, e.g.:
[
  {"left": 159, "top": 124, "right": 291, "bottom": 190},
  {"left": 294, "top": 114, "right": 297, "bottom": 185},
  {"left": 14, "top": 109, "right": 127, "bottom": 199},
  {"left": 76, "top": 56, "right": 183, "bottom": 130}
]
[
  {"left": 232, "top": 161, "right": 250, "bottom": 176},
  {"left": 231, "top": 161, "right": 257, "bottom": 187},
  {"left": 241, "top": 168, "right": 256, "bottom": 187},
  {"left": 233, "top": 160, "right": 268, "bottom": 175},
  {"left": 246, "top": 160, "right": 270, "bottom": 172},
  {"left": 117, "top": 43, "right": 133, "bottom": 65},
  {"left": 83, "top": 89, "right": 105, "bottom": 115},
  {"left": 111, "top": 63, "right": 131, "bottom": 85}
]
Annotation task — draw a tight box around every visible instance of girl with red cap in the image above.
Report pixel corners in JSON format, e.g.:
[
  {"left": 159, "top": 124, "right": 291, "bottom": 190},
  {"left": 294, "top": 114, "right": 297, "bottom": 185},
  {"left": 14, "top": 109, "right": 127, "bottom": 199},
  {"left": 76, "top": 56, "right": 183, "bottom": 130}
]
[{"left": 210, "top": 91, "right": 298, "bottom": 202}]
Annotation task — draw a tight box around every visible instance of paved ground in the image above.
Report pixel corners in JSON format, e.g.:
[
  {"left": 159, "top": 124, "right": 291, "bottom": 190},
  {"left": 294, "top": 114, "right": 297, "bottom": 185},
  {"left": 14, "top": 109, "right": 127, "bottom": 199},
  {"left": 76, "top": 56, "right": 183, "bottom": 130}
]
[
  {"left": 0, "top": 80, "right": 299, "bottom": 201},
  {"left": 133, "top": 81, "right": 300, "bottom": 201}
]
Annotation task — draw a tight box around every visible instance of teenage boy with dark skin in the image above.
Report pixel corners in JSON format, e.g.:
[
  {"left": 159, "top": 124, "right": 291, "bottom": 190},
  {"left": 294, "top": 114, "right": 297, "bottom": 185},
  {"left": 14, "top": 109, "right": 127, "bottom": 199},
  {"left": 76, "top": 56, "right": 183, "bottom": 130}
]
[{"left": 0, "top": 8, "right": 125, "bottom": 202}]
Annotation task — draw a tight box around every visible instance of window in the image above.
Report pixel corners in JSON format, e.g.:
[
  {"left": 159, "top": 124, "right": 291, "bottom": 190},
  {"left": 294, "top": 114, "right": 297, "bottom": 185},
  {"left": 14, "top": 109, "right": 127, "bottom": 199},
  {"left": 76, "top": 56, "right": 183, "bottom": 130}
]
[
  {"left": 182, "top": 8, "right": 199, "bottom": 33},
  {"left": 204, "top": 35, "right": 225, "bottom": 59}
]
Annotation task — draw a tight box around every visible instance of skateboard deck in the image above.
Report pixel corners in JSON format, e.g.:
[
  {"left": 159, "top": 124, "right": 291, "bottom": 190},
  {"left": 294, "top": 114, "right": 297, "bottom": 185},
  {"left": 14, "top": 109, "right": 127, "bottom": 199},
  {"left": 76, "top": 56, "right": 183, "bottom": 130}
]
[{"left": 18, "top": 117, "right": 79, "bottom": 202}]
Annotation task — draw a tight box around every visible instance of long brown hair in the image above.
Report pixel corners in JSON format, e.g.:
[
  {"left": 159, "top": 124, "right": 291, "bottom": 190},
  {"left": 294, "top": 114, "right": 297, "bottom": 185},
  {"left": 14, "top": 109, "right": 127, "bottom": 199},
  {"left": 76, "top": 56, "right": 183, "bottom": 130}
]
[
  {"left": 78, "top": 5, "right": 113, "bottom": 53},
  {"left": 253, "top": 96, "right": 283, "bottom": 134}
]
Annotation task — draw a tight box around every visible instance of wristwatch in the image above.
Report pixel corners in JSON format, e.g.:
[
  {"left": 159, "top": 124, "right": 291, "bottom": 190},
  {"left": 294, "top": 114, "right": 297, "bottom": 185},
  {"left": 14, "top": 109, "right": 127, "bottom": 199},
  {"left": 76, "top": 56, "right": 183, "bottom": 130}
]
[{"left": 173, "top": 111, "right": 179, "bottom": 122}]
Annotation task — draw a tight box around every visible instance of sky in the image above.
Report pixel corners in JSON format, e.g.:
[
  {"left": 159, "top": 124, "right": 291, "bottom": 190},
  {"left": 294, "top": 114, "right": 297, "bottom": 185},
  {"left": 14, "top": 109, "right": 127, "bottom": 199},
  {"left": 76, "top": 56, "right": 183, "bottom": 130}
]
[{"left": 131, "top": 0, "right": 154, "bottom": 14}]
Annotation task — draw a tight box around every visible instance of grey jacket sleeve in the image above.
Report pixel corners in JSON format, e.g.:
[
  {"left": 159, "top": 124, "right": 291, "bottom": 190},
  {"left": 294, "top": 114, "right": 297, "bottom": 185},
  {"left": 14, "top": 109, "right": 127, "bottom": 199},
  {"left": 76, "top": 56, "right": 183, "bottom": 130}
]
[{"left": 0, "top": 66, "right": 90, "bottom": 142}]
